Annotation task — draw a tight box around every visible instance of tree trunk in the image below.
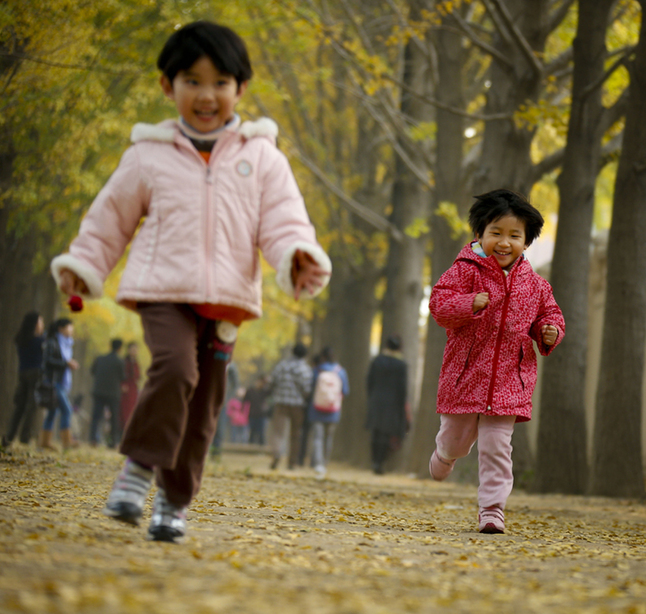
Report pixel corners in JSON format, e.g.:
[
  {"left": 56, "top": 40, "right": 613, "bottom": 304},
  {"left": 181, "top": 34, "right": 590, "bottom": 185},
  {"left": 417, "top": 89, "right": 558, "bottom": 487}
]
[
  {"left": 590, "top": 8, "right": 646, "bottom": 498},
  {"left": 406, "top": 10, "right": 468, "bottom": 476},
  {"left": 325, "top": 258, "right": 380, "bottom": 467},
  {"left": 380, "top": 0, "right": 433, "bottom": 403},
  {"left": 534, "top": 0, "right": 614, "bottom": 494}
]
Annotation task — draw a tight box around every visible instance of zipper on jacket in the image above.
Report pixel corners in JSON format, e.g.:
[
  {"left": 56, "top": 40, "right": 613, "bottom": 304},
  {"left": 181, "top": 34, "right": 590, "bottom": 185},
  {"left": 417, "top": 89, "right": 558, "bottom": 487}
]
[
  {"left": 485, "top": 271, "right": 512, "bottom": 411},
  {"left": 205, "top": 166, "right": 214, "bottom": 301}
]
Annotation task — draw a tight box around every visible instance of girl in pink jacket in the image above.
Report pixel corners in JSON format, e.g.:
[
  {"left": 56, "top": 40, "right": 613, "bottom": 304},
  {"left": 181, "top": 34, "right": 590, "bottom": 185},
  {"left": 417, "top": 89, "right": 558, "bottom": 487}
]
[
  {"left": 428, "top": 189, "right": 564, "bottom": 534},
  {"left": 51, "top": 21, "right": 331, "bottom": 543}
]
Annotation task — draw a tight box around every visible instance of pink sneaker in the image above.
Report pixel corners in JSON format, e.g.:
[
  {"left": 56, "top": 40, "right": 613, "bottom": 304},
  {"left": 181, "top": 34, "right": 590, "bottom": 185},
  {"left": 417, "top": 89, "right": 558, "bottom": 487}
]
[
  {"left": 478, "top": 506, "right": 505, "bottom": 534},
  {"left": 428, "top": 450, "right": 456, "bottom": 481}
]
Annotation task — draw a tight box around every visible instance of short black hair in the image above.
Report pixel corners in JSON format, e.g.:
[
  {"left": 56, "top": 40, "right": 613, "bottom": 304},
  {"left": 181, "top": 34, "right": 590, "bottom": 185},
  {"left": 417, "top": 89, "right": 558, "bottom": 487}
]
[
  {"left": 111, "top": 338, "right": 123, "bottom": 352},
  {"left": 48, "top": 317, "right": 72, "bottom": 338},
  {"left": 385, "top": 334, "right": 402, "bottom": 351},
  {"left": 468, "top": 189, "right": 544, "bottom": 246},
  {"left": 293, "top": 342, "right": 308, "bottom": 359},
  {"left": 157, "top": 21, "right": 253, "bottom": 88}
]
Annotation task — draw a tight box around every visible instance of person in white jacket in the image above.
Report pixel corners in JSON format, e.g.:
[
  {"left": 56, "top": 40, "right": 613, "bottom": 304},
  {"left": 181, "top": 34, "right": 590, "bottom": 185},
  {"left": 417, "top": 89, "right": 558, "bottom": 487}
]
[{"left": 52, "top": 21, "right": 331, "bottom": 543}]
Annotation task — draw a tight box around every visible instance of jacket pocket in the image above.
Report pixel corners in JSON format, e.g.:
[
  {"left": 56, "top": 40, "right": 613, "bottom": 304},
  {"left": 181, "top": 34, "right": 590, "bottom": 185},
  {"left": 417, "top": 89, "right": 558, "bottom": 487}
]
[{"left": 456, "top": 339, "right": 475, "bottom": 386}]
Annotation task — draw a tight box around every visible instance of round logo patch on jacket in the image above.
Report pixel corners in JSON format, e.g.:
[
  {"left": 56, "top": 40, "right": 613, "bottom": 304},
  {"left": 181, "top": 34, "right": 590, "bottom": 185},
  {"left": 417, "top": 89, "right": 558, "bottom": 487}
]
[{"left": 236, "top": 160, "right": 252, "bottom": 177}]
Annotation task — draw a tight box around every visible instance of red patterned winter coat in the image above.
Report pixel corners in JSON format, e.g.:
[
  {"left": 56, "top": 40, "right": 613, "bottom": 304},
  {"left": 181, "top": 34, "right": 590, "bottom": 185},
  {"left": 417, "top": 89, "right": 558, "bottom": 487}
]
[{"left": 429, "top": 243, "right": 565, "bottom": 422}]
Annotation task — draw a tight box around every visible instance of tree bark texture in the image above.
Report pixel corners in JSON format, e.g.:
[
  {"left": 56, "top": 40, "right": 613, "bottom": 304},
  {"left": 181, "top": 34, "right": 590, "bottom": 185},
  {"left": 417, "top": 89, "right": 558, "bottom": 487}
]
[
  {"left": 407, "top": 10, "right": 468, "bottom": 476},
  {"left": 534, "top": 0, "right": 615, "bottom": 494},
  {"left": 590, "top": 7, "right": 646, "bottom": 498},
  {"left": 380, "top": 0, "right": 434, "bottom": 406}
]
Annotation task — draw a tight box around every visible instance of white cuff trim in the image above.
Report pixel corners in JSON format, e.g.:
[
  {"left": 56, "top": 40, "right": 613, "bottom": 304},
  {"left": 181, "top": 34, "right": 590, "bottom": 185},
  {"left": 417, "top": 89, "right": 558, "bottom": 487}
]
[
  {"left": 50, "top": 254, "right": 104, "bottom": 299},
  {"left": 276, "top": 241, "right": 332, "bottom": 298}
]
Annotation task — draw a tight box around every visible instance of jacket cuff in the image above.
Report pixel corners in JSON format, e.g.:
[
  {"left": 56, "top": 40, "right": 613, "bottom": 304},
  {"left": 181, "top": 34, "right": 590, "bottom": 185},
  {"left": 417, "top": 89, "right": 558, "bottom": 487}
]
[
  {"left": 276, "top": 241, "right": 332, "bottom": 298},
  {"left": 51, "top": 254, "right": 104, "bottom": 299}
]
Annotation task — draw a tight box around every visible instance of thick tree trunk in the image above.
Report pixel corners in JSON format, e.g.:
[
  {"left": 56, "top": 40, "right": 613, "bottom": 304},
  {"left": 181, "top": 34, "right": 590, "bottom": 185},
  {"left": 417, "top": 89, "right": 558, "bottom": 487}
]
[
  {"left": 380, "top": 1, "right": 433, "bottom": 403},
  {"left": 534, "top": 0, "right": 614, "bottom": 494},
  {"left": 590, "top": 9, "right": 646, "bottom": 498},
  {"left": 407, "top": 13, "right": 467, "bottom": 476},
  {"left": 325, "top": 258, "right": 380, "bottom": 467}
]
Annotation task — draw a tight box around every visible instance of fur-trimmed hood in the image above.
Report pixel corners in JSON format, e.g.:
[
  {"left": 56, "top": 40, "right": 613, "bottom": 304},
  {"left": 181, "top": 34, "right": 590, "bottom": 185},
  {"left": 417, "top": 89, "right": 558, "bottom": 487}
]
[{"left": 130, "top": 117, "right": 279, "bottom": 145}]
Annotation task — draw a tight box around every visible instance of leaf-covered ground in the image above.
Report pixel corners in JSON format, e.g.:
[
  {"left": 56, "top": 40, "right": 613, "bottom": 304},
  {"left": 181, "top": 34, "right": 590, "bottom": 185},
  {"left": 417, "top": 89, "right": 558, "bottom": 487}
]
[{"left": 1, "top": 445, "right": 645, "bottom": 614}]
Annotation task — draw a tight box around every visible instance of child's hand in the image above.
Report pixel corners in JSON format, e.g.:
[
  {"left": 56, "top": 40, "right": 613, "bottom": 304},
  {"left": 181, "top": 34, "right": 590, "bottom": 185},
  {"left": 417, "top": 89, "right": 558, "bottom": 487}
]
[
  {"left": 291, "top": 249, "right": 330, "bottom": 300},
  {"left": 59, "top": 269, "right": 88, "bottom": 296},
  {"left": 541, "top": 325, "right": 558, "bottom": 346},
  {"left": 472, "top": 292, "right": 490, "bottom": 313}
]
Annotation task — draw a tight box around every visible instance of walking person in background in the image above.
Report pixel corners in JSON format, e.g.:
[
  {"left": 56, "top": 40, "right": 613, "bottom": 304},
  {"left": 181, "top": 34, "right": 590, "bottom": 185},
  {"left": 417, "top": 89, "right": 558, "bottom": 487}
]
[
  {"left": 40, "top": 318, "right": 80, "bottom": 451},
  {"left": 268, "top": 343, "right": 313, "bottom": 470},
  {"left": 366, "top": 334, "right": 410, "bottom": 475},
  {"left": 2, "top": 312, "right": 45, "bottom": 447},
  {"left": 309, "top": 347, "right": 349, "bottom": 479},
  {"left": 90, "top": 339, "right": 126, "bottom": 448},
  {"left": 245, "top": 376, "right": 270, "bottom": 445},
  {"left": 50, "top": 21, "right": 330, "bottom": 542},
  {"left": 226, "top": 387, "right": 250, "bottom": 443},
  {"left": 120, "top": 342, "right": 141, "bottom": 431},
  {"left": 428, "top": 189, "right": 564, "bottom": 534}
]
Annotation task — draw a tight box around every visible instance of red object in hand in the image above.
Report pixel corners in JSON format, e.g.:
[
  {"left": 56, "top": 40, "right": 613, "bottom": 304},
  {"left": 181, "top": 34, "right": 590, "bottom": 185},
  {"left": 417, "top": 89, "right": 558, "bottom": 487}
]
[{"left": 68, "top": 295, "right": 84, "bottom": 312}]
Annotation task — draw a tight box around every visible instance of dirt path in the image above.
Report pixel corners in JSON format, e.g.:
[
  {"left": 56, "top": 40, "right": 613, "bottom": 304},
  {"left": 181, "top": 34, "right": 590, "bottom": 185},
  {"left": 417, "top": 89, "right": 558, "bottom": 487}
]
[{"left": 1, "top": 445, "right": 645, "bottom": 614}]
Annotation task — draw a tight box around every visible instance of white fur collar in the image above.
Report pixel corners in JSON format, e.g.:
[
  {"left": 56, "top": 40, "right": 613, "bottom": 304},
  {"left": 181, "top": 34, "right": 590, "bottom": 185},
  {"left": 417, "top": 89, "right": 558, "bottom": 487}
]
[{"left": 131, "top": 117, "right": 278, "bottom": 144}]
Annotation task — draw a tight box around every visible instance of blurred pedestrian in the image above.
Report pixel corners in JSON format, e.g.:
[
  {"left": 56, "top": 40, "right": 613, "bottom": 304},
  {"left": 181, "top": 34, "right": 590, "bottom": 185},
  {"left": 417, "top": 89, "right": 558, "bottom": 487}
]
[
  {"left": 226, "top": 387, "right": 250, "bottom": 443},
  {"left": 366, "top": 334, "right": 410, "bottom": 475},
  {"left": 309, "top": 347, "right": 349, "bottom": 478},
  {"left": 120, "top": 342, "right": 141, "bottom": 430},
  {"left": 268, "top": 343, "right": 313, "bottom": 470},
  {"left": 2, "top": 312, "right": 45, "bottom": 447},
  {"left": 40, "top": 318, "right": 80, "bottom": 451},
  {"left": 245, "top": 376, "right": 270, "bottom": 445},
  {"left": 90, "top": 338, "right": 126, "bottom": 447}
]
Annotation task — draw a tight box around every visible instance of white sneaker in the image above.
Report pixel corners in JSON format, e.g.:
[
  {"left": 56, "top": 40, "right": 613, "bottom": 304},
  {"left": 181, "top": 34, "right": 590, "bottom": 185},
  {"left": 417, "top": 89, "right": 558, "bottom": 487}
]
[
  {"left": 314, "top": 465, "right": 327, "bottom": 479},
  {"left": 103, "top": 459, "right": 153, "bottom": 525},
  {"left": 147, "top": 488, "right": 187, "bottom": 543}
]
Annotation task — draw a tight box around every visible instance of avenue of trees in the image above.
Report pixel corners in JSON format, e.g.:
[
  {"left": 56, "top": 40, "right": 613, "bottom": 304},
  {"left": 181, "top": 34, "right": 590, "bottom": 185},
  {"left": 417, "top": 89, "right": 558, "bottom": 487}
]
[{"left": 1, "top": 0, "right": 644, "bottom": 498}]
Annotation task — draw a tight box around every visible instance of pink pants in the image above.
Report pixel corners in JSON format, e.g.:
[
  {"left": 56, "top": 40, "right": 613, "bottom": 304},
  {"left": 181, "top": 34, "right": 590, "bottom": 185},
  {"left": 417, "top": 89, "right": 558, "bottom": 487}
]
[{"left": 435, "top": 413, "right": 516, "bottom": 509}]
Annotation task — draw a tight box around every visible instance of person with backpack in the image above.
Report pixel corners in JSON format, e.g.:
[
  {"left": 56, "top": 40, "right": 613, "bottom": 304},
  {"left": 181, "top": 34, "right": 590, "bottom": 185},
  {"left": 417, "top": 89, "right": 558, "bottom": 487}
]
[{"left": 308, "top": 347, "right": 349, "bottom": 478}]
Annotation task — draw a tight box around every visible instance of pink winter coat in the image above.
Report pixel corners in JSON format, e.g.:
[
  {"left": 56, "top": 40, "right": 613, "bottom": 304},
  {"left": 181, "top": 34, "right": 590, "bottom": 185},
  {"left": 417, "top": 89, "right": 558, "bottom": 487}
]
[
  {"left": 429, "top": 243, "right": 565, "bottom": 422},
  {"left": 50, "top": 117, "right": 331, "bottom": 319}
]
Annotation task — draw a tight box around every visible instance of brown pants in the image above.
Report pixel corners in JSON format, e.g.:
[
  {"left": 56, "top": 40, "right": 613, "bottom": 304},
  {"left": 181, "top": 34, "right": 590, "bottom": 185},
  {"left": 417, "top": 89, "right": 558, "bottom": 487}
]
[{"left": 120, "top": 303, "right": 233, "bottom": 507}]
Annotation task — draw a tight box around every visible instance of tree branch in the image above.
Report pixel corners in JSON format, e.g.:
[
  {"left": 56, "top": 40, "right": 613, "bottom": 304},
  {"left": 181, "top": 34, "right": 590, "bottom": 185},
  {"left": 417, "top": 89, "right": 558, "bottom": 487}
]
[
  {"left": 483, "top": 0, "right": 544, "bottom": 76},
  {"left": 581, "top": 45, "right": 636, "bottom": 99},
  {"left": 548, "top": 0, "right": 576, "bottom": 33},
  {"left": 448, "top": 10, "right": 514, "bottom": 69},
  {"left": 0, "top": 52, "right": 140, "bottom": 76}
]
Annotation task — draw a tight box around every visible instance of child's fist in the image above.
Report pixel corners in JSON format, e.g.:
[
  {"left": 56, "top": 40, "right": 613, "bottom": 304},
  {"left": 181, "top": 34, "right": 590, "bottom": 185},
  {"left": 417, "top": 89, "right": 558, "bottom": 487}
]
[
  {"left": 59, "top": 269, "right": 89, "bottom": 296},
  {"left": 472, "top": 292, "right": 490, "bottom": 313},
  {"left": 541, "top": 325, "right": 558, "bottom": 346}
]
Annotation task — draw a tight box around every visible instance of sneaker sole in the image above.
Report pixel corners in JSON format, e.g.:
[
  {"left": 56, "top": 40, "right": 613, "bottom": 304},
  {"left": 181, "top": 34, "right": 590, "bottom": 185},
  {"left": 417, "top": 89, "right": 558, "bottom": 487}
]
[
  {"left": 102, "top": 503, "right": 143, "bottom": 526},
  {"left": 147, "top": 527, "right": 184, "bottom": 543},
  {"left": 479, "top": 523, "right": 504, "bottom": 534}
]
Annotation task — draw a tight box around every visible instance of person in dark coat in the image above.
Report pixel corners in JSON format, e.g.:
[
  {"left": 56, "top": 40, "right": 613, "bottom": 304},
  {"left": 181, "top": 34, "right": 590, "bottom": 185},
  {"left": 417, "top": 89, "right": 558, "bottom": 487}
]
[
  {"left": 3, "top": 312, "right": 45, "bottom": 447},
  {"left": 90, "top": 338, "right": 126, "bottom": 447},
  {"left": 366, "top": 334, "right": 410, "bottom": 474}
]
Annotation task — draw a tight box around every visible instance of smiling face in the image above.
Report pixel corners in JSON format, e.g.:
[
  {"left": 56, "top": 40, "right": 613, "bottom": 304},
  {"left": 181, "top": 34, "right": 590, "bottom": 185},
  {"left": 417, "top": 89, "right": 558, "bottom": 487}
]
[
  {"left": 476, "top": 214, "right": 527, "bottom": 270},
  {"left": 161, "top": 55, "right": 247, "bottom": 133}
]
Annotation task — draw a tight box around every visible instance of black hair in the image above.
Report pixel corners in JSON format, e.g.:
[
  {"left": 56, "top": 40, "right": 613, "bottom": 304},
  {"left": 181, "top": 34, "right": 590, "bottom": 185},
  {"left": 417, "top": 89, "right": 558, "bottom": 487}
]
[
  {"left": 468, "top": 189, "right": 544, "bottom": 246},
  {"left": 385, "top": 334, "right": 402, "bottom": 351},
  {"left": 320, "top": 346, "right": 334, "bottom": 363},
  {"left": 293, "top": 342, "right": 308, "bottom": 359},
  {"left": 157, "top": 21, "right": 253, "bottom": 88},
  {"left": 111, "top": 338, "right": 123, "bottom": 352},
  {"left": 48, "top": 317, "right": 72, "bottom": 339},
  {"left": 14, "top": 311, "right": 41, "bottom": 348}
]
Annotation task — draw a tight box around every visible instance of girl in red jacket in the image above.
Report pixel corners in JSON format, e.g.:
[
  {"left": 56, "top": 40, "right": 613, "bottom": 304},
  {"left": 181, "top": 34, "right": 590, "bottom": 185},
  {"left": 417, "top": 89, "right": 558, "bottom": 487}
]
[{"left": 428, "top": 189, "right": 564, "bottom": 534}]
